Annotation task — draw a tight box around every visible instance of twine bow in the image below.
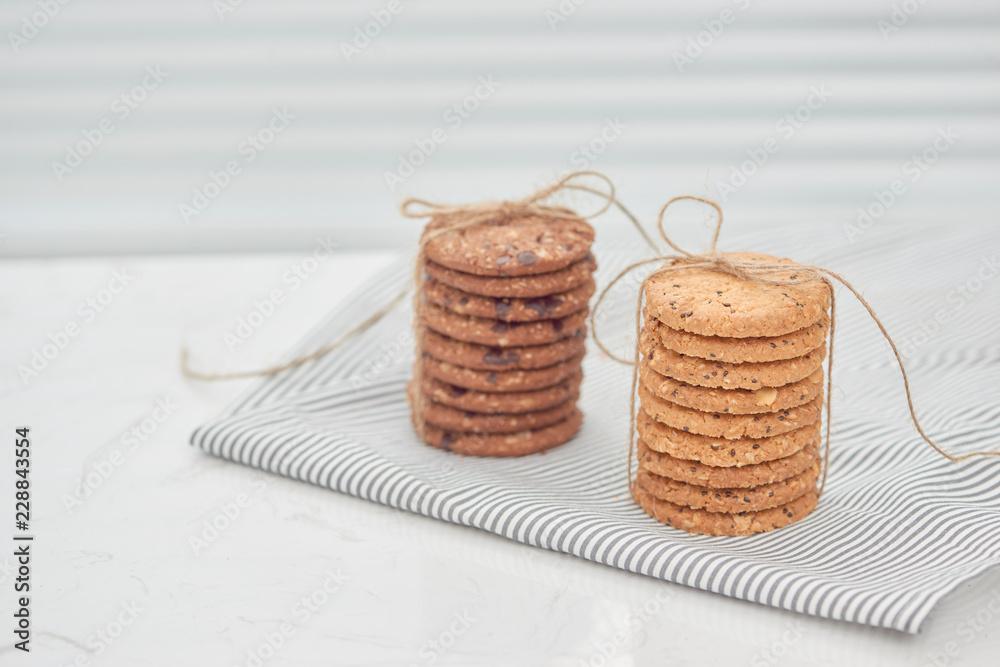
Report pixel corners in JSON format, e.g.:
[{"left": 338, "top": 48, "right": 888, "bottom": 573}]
[
  {"left": 591, "top": 196, "right": 1000, "bottom": 497},
  {"left": 402, "top": 171, "right": 647, "bottom": 439}
]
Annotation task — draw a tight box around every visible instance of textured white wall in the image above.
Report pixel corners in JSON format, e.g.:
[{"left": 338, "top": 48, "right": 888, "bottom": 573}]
[{"left": 1, "top": 0, "right": 997, "bottom": 255}]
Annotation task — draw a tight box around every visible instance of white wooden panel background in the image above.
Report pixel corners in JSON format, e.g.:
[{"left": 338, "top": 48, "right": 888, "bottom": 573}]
[{"left": 0, "top": 0, "right": 997, "bottom": 255}]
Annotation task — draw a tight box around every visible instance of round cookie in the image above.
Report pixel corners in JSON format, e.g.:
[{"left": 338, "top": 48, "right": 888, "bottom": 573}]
[
  {"left": 423, "top": 277, "right": 595, "bottom": 322},
  {"left": 632, "top": 486, "right": 819, "bottom": 536},
  {"left": 638, "top": 437, "right": 821, "bottom": 486},
  {"left": 421, "top": 352, "right": 583, "bottom": 392},
  {"left": 422, "top": 370, "right": 583, "bottom": 414},
  {"left": 421, "top": 329, "right": 586, "bottom": 371},
  {"left": 424, "top": 254, "right": 597, "bottom": 299},
  {"left": 642, "top": 331, "right": 826, "bottom": 390},
  {"left": 422, "top": 212, "right": 595, "bottom": 277},
  {"left": 639, "top": 362, "right": 824, "bottom": 415},
  {"left": 644, "top": 252, "right": 831, "bottom": 338},
  {"left": 417, "top": 409, "right": 583, "bottom": 456},
  {"left": 636, "top": 408, "right": 821, "bottom": 467},
  {"left": 635, "top": 461, "right": 821, "bottom": 513},
  {"left": 638, "top": 383, "right": 823, "bottom": 440},
  {"left": 421, "top": 302, "right": 588, "bottom": 347},
  {"left": 645, "top": 311, "right": 829, "bottom": 363},
  {"left": 409, "top": 384, "right": 579, "bottom": 433}
]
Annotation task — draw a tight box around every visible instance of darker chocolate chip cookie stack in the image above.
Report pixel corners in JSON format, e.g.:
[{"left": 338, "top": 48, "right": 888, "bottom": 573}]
[
  {"left": 408, "top": 210, "right": 597, "bottom": 456},
  {"left": 632, "top": 252, "right": 831, "bottom": 535}
]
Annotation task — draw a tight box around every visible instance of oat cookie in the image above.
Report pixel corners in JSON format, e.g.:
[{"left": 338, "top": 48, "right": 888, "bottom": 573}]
[
  {"left": 642, "top": 331, "right": 826, "bottom": 390},
  {"left": 422, "top": 352, "right": 583, "bottom": 392},
  {"left": 639, "top": 383, "right": 823, "bottom": 440},
  {"left": 422, "top": 370, "right": 583, "bottom": 414},
  {"left": 637, "top": 437, "right": 821, "bottom": 486},
  {"left": 424, "top": 254, "right": 597, "bottom": 299},
  {"left": 644, "top": 252, "right": 831, "bottom": 338},
  {"left": 636, "top": 408, "right": 820, "bottom": 466},
  {"left": 421, "top": 329, "right": 586, "bottom": 371},
  {"left": 635, "top": 461, "right": 821, "bottom": 513},
  {"left": 417, "top": 408, "right": 583, "bottom": 456},
  {"left": 422, "top": 302, "right": 588, "bottom": 347},
  {"left": 639, "top": 362, "right": 823, "bottom": 415},
  {"left": 422, "top": 213, "right": 595, "bottom": 277},
  {"left": 645, "top": 311, "right": 828, "bottom": 363},
  {"left": 423, "top": 277, "right": 595, "bottom": 322},
  {"left": 632, "top": 486, "right": 819, "bottom": 536}
]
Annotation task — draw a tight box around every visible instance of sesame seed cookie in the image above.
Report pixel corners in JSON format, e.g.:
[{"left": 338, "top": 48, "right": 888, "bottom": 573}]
[
  {"left": 421, "top": 302, "right": 588, "bottom": 347},
  {"left": 644, "top": 252, "right": 831, "bottom": 338},
  {"left": 637, "top": 439, "right": 821, "bottom": 488},
  {"left": 421, "top": 329, "right": 586, "bottom": 371},
  {"left": 632, "top": 486, "right": 818, "bottom": 536},
  {"left": 638, "top": 383, "right": 823, "bottom": 440},
  {"left": 645, "top": 311, "right": 829, "bottom": 363},
  {"left": 641, "top": 330, "right": 826, "bottom": 390},
  {"left": 421, "top": 352, "right": 583, "bottom": 392},
  {"left": 636, "top": 407, "right": 821, "bottom": 466},
  {"left": 423, "top": 276, "right": 595, "bottom": 322},
  {"left": 422, "top": 213, "right": 595, "bottom": 277},
  {"left": 422, "top": 369, "right": 583, "bottom": 414},
  {"left": 639, "top": 362, "right": 824, "bottom": 415},
  {"left": 416, "top": 408, "right": 583, "bottom": 456},
  {"left": 636, "top": 461, "right": 821, "bottom": 513},
  {"left": 424, "top": 254, "right": 597, "bottom": 299}
]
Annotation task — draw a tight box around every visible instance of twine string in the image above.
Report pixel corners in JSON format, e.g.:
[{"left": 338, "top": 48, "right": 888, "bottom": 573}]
[
  {"left": 182, "top": 171, "right": 647, "bottom": 383},
  {"left": 402, "top": 171, "right": 650, "bottom": 438},
  {"left": 588, "top": 196, "right": 1000, "bottom": 497}
]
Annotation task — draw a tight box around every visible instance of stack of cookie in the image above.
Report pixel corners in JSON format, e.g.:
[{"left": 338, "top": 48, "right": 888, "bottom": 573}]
[
  {"left": 408, "top": 211, "right": 597, "bottom": 456},
  {"left": 632, "top": 252, "right": 831, "bottom": 536}
]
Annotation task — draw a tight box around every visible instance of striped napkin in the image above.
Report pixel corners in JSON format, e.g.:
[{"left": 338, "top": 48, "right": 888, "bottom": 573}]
[{"left": 191, "top": 223, "right": 1000, "bottom": 633}]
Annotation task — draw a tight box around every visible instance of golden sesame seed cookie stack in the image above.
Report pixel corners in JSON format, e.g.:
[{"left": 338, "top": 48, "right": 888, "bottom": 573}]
[{"left": 632, "top": 252, "right": 831, "bottom": 535}]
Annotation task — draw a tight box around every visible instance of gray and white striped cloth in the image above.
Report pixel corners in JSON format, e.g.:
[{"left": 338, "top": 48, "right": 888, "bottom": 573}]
[{"left": 191, "top": 221, "right": 1000, "bottom": 633}]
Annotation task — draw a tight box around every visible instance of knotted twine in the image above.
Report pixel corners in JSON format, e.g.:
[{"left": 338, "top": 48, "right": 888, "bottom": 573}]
[
  {"left": 591, "top": 195, "right": 1000, "bottom": 498},
  {"left": 400, "top": 171, "right": 652, "bottom": 439}
]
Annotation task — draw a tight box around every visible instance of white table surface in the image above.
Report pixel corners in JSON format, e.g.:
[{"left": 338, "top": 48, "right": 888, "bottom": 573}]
[{"left": 2, "top": 250, "right": 998, "bottom": 667}]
